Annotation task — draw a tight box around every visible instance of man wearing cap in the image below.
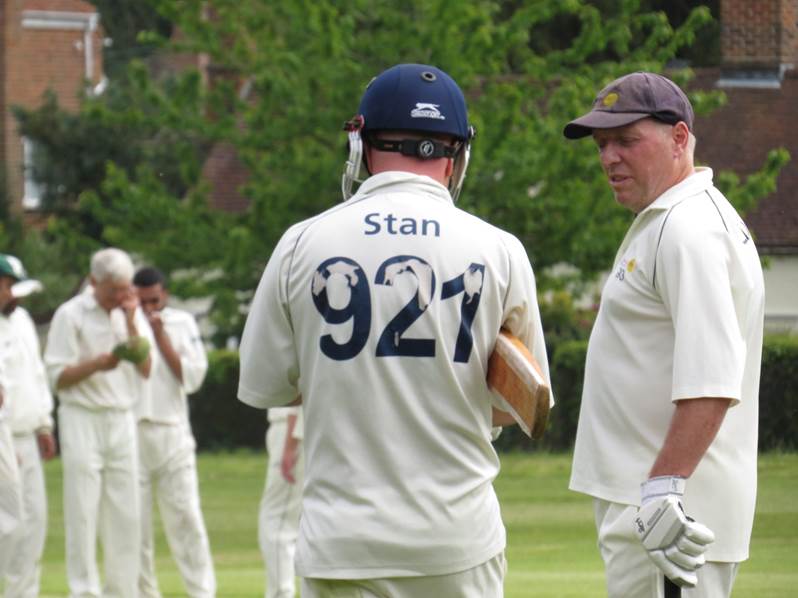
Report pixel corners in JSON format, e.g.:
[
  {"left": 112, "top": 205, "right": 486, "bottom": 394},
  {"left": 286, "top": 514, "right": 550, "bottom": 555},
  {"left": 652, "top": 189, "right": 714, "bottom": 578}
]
[
  {"left": 564, "top": 72, "right": 764, "bottom": 598},
  {"left": 238, "top": 63, "right": 551, "bottom": 596},
  {"left": 44, "top": 247, "right": 153, "bottom": 597},
  {"left": 0, "top": 256, "right": 24, "bottom": 581},
  {"left": 0, "top": 254, "right": 56, "bottom": 596}
]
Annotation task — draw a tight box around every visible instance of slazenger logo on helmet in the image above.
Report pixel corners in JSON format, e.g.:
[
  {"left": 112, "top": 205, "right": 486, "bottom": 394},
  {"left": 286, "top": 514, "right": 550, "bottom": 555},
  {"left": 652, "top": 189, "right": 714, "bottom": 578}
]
[{"left": 411, "top": 103, "right": 445, "bottom": 120}]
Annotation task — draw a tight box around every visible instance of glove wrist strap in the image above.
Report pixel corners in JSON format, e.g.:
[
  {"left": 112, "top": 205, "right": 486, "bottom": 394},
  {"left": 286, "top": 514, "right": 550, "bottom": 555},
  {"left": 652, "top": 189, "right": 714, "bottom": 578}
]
[{"left": 641, "top": 475, "right": 686, "bottom": 506}]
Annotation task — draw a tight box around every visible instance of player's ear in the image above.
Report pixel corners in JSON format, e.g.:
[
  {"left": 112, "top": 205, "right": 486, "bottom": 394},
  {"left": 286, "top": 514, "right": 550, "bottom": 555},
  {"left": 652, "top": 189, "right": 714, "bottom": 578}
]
[
  {"left": 672, "top": 121, "right": 690, "bottom": 155},
  {"left": 444, "top": 157, "right": 454, "bottom": 178}
]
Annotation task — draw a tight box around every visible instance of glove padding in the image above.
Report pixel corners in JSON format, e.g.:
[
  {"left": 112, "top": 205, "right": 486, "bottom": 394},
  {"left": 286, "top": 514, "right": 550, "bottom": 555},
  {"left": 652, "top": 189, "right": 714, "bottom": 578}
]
[{"left": 633, "top": 495, "right": 715, "bottom": 588}]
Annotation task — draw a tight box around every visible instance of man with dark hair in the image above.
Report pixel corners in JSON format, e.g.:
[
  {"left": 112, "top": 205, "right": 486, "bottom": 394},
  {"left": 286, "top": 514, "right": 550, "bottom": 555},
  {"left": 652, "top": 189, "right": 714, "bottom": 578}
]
[
  {"left": 238, "top": 63, "right": 551, "bottom": 597},
  {"left": 564, "top": 72, "right": 764, "bottom": 598},
  {"left": 133, "top": 267, "right": 215, "bottom": 598}
]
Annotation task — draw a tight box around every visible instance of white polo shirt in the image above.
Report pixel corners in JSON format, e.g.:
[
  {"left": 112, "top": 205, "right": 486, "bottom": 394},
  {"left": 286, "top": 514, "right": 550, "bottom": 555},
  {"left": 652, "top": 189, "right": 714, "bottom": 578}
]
[
  {"left": 136, "top": 307, "right": 207, "bottom": 425},
  {"left": 0, "top": 307, "right": 54, "bottom": 434},
  {"left": 239, "top": 171, "right": 550, "bottom": 579},
  {"left": 570, "top": 168, "right": 764, "bottom": 561},
  {"left": 44, "top": 288, "right": 152, "bottom": 411}
]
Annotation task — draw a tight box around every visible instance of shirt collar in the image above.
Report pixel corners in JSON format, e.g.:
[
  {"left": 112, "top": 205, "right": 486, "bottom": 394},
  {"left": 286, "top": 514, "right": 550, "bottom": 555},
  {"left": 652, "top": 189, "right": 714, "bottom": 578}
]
[
  {"left": 350, "top": 171, "right": 454, "bottom": 206},
  {"left": 640, "top": 167, "right": 715, "bottom": 214},
  {"left": 78, "top": 285, "right": 102, "bottom": 311}
]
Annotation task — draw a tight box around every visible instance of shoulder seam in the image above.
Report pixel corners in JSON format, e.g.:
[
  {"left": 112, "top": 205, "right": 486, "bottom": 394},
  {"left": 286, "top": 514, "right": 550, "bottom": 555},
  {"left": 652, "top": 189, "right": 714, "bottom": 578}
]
[{"left": 652, "top": 198, "right": 688, "bottom": 288}]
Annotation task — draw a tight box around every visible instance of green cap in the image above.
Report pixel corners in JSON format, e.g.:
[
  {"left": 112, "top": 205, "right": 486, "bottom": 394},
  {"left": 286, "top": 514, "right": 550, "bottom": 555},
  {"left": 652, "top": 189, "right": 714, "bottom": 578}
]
[
  {"left": 0, "top": 254, "right": 43, "bottom": 297},
  {"left": 0, "top": 254, "right": 24, "bottom": 281}
]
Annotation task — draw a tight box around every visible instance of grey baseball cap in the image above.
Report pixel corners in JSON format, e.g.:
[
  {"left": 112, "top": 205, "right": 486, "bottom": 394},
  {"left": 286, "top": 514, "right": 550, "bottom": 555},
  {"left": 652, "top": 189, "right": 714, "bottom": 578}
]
[{"left": 563, "top": 72, "right": 694, "bottom": 139}]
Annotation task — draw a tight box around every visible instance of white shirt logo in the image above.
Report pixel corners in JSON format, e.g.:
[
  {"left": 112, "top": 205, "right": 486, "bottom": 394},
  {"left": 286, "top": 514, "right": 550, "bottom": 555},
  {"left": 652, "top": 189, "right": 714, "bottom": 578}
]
[{"left": 411, "top": 103, "right": 445, "bottom": 120}]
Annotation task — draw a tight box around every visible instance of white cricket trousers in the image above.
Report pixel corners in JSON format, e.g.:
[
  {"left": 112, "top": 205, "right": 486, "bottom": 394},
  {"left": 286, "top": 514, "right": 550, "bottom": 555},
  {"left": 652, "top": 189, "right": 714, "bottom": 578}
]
[
  {"left": 594, "top": 499, "right": 740, "bottom": 598},
  {"left": 301, "top": 551, "right": 506, "bottom": 598},
  {"left": 0, "top": 420, "right": 22, "bottom": 577},
  {"left": 137, "top": 421, "right": 216, "bottom": 598},
  {"left": 4, "top": 432, "right": 47, "bottom": 598},
  {"left": 258, "top": 420, "right": 304, "bottom": 598},
  {"left": 58, "top": 404, "right": 141, "bottom": 598}
]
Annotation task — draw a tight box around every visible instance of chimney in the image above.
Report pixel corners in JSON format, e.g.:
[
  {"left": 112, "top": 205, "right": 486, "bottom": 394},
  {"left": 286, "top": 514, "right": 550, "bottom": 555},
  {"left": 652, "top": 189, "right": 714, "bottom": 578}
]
[{"left": 720, "top": 0, "right": 798, "bottom": 86}]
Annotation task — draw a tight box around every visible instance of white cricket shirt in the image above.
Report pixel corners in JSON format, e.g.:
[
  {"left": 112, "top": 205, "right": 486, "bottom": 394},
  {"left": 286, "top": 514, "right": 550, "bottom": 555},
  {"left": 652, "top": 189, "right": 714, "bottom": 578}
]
[
  {"left": 570, "top": 168, "right": 764, "bottom": 561},
  {"left": 239, "top": 171, "right": 550, "bottom": 578},
  {"left": 136, "top": 307, "right": 207, "bottom": 424},
  {"left": 44, "top": 287, "right": 152, "bottom": 411},
  {"left": 0, "top": 307, "right": 54, "bottom": 434}
]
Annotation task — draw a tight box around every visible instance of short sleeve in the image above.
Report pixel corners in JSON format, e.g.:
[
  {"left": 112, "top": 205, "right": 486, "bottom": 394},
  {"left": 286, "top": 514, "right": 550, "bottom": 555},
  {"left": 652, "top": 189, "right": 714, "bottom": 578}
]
[
  {"left": 178, "top": 314, "right": 208, "bottom": 395},
  {"left": 499, "top": 233, "right": 553, "bottom": 407},
  {"left": 43, "top": 303, "right": 80, "bottom": 392},
  {"left": 237, "top": 231, "right": 301, "bottom": 409},
  {"left": 657, "top": 227, "right": 744, "bottom": 404}
]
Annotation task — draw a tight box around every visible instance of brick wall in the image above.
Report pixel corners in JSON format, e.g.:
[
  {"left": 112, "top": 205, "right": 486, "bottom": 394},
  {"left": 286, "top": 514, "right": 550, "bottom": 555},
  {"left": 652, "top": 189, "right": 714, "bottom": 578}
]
[
  {"left": 1, "top": 0, "right": 103, "bottom": 212},
  {"left": 691, "top": 67, "right": 798, "bottom": 250},
  {"left": 721, "top": 0, "right": 798, "bottom": 68}
]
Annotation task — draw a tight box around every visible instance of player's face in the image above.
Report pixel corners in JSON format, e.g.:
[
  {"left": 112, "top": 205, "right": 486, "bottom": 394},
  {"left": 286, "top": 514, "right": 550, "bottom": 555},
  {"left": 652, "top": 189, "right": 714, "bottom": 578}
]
[
  {"left": 136, "top": 284, "right": 167, "bottom": 316},
  {"left": 0, "top": 276, "right": 14, "bottom": 313},
  {"left": 92, "top": 277, "right": 133, "bottom": 311},
  {"left": 593, "top": 119, "right": 680, "bottom": 213}
]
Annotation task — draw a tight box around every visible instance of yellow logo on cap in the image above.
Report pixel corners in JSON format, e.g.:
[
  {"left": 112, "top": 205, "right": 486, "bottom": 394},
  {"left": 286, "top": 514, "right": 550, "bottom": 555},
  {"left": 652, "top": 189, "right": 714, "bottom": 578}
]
[{"left": 603, "top": 92, "right": 619, "bottom": 107}]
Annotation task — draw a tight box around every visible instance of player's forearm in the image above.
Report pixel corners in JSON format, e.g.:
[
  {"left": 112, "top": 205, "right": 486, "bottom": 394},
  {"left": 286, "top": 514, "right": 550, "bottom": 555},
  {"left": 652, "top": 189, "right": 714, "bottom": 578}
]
[
  {"left": 57, "top": 357, "right": 107, "bottom": 389},
  {"left": 649, "top": 397, "right": 732, "bottom": 478},
  {"left": 154, "top": 329, "right": 183, "bottom": 382}
]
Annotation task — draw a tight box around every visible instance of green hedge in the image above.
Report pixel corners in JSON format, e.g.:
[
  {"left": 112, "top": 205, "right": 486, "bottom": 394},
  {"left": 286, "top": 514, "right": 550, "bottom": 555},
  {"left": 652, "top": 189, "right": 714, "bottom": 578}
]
[
  {"left": 189, "top": 349, "right": 265, "bottom": 451},
  {"left": 191, "top": 336, "right": 798, "bottom": 452},
  {"left": 759, "top": 335, "right": 798, "bottom": 450}
]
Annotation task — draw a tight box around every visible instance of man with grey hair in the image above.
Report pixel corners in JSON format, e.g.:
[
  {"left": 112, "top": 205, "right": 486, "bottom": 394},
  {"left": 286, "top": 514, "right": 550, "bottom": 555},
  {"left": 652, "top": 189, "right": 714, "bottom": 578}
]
[
  {"left": 564, "top": 72, "right": 764, "bottom": 598},
  {"left": 45, "top": 247, "right": 153, "bottom": 597}
]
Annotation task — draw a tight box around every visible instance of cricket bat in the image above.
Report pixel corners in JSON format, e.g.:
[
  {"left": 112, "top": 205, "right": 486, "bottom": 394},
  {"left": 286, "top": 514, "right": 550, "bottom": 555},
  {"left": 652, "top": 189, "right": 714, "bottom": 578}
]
[{"left": 487, "top": 329, "right": 550, "bottom": 439}]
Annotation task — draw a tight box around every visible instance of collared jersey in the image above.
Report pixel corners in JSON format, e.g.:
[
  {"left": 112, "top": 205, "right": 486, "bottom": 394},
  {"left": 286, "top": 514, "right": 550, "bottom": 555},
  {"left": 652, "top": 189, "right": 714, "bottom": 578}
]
[
  {"left": 239, "top": 171, "right": 550, "bottom": 579},
  {"left": 570, "top": 168, "right": 764, "bottom": 561},
  {"left": 44, "top": 287, "right": 153, "bottom": 411},
  {"left": 0, "top": 307, "right": 54, "bottom": 434},
  {"left": 137, "top": 307, "right": 207, "bottom": 425}
]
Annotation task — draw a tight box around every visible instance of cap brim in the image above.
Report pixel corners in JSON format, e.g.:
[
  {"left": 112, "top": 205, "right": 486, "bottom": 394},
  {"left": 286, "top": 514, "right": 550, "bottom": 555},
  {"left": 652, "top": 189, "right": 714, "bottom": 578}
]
[
  {"left": 11, "top": 279, "right": 43, "bottom": 298},
  {"left": 563, "top": 110, "right": 652, "bottom": 139}
]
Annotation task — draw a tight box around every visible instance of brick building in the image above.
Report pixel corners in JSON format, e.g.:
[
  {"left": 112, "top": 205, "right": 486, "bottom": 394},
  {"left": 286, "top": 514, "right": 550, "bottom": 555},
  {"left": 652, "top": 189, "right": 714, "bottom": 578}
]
[
  {"left": 692, "top": 0, "right": 798, "bottom": 330},
  {"left": 0, "top": 0, "right": 103, "bottom": 212}
]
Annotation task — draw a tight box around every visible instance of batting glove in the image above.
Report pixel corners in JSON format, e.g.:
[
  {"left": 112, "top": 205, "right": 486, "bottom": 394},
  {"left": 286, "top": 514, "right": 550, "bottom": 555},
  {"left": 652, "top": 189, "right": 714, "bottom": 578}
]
[{"left": 633, "top": 476, "right": 715, "bottom": 588}]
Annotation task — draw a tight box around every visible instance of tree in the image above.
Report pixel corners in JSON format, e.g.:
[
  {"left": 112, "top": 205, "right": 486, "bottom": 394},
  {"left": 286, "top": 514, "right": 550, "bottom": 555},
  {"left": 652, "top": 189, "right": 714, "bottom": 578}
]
[{"left": 7, "top": 0, "right": 788, "bottom": 339}]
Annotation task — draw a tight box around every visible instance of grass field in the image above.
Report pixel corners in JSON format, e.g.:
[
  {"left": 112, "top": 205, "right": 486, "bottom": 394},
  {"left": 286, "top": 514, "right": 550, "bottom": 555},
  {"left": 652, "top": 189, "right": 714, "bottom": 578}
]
[{"left": 33, "top": 452, "right": 798, "bottom": 597}]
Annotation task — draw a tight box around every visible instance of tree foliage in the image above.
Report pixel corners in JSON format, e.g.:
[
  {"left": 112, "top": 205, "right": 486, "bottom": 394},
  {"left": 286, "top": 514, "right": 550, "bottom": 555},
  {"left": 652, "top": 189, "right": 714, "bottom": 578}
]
[{"left": 6, "top": 0, "right": 788, "bottom": 340}]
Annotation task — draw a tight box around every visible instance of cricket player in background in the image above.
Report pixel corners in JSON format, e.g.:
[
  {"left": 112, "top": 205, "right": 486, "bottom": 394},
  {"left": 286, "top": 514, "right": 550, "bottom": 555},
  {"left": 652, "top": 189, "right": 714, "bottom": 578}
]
[
  {"left": 133, "top": 266, "right": 215, "bottom": 598},
  {"left": 0, "top": 256, "right": 23, "bottom": 581},
  {"left": 45, "top": 247, "right": 152, "bottom": 597},
  {"left": 564, "top": 72, "right": 764, "bottom": 597},
  {"left": 258, "top": 406, "right": 303, "bottom": 598},
  {"left": 0, "top": 255, "right": 56, "bottom": 597},
  {"left": 238, "top": 63, "right": 551, "bottom": 597}
]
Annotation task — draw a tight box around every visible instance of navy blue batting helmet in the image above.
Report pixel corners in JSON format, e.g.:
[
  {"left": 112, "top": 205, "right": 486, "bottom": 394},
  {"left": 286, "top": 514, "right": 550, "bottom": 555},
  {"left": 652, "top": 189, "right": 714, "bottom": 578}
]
[
  {"left": 342, "top": 64, "right": 475, "bottom": 201},
  {"left": 358, "top": 64, "right": 472, "bottom": 141}
]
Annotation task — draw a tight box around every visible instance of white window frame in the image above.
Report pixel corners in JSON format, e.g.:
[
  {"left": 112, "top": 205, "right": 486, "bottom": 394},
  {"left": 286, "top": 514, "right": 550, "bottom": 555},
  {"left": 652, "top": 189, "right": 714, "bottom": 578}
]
[
  {"left": 21, "top": 10, "right": 100, "bottom": 82},
  {"left": 21, "top": 137, "right": 45, "bottom": 210}
]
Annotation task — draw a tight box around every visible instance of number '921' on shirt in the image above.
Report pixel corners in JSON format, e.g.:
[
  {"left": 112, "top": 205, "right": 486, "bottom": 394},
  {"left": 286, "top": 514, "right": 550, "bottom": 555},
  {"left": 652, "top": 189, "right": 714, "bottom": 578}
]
[{"left": 238, "top": 171, "right": 550, "bottom": 579}]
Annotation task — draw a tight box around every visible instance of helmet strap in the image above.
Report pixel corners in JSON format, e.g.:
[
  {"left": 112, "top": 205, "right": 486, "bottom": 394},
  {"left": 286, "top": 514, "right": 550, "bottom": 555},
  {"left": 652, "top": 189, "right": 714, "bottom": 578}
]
[{"left": 367, "top": 137, "right": 459, "bottom": 160}]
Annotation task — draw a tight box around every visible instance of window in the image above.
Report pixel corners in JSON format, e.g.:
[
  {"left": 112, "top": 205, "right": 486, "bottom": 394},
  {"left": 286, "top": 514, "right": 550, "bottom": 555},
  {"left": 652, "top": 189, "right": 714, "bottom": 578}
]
[{"left": 22, "top": 137, "right": 45, "bottom": 210}]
